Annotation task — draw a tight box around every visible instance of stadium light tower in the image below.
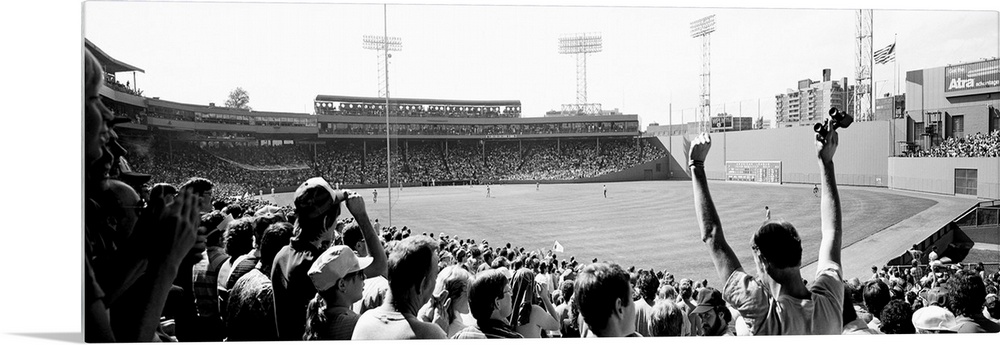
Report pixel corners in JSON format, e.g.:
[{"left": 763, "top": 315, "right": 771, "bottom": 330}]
[
  {"left": 361, "top": 5, "right": 402, "bottom": 227},
  {"left": 558, "top": 32, "right": 603, "bottom": 115},
  {"left": 690, "top": 15, "right": 716, "bottom": 134},
  {"left": 362, "top": 34, "right": 402, "bottom": 98},
  {"left": 854, "top": 9, "right": 873, "bottom": 122}
]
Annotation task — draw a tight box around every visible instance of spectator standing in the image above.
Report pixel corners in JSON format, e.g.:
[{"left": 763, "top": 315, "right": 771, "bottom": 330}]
[
  {"left": 690, "top": 287, "right": 733, "bottom": 336},
  {"left": 225, "top": 222, "right": 293, "bottom": 341},
  {"left": 633, "top": 272, "right": 659, "bottom": 336},
  {"left": 879, "top": 300, "right": 916, "bottom": 334},
  {"left": 452, "top": 269, "right": 523, "bottom": 339},
  {"left": 574, "top": 262, "right": 639, "bottom": 337},
  {"left": 509, "top": 268, "right": 560, "bottom": 338},
  {"left": 686, "top": 129, "right": 844, "bottom": 335},
  {"left": 945, "top": 270, "right": 1000, "bottom": 332},
  {"left": 863, "top": 280, "right": 891, "bottom": 331},
  {"left": 271, "top": 177, "right": 347, "bottom": 340},
  {"left": 648, "top": 301, "right": 684, "bottom": 336},
  {"left": 303, "top": 246, "right": 372, "bottom": 340},
  {"left": 352, "top": 235, "right": 448, "bottom": 339}
]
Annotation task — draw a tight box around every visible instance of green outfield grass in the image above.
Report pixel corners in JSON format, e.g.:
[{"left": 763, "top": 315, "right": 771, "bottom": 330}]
[{"left": 261, "top": 180, "right": 938, "bottom": 284}]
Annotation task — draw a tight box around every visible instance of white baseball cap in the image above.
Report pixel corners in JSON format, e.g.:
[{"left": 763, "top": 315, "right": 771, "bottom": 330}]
[{"left": 308, "top": 245, "right": 373, "bottom": 291}]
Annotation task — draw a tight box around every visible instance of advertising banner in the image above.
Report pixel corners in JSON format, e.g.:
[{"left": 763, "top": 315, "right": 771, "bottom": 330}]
[{"left": 944, "top": 59, "right": 999, "bottom": 96}]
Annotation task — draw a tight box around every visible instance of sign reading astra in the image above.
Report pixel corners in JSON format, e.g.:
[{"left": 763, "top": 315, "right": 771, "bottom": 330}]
[{"left": 945, "top": 59, "right": 999, "bottom": 94}]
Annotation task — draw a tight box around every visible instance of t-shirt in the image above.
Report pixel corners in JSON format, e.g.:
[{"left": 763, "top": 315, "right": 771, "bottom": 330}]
[
  {"left": 351, "top": 306, "right": 447, "bottom": 340},
  {"left": 270, "top": 238, "right": 322, "bottom": 340},
  {"left": 953, "top": 315, "right": 1000, "bottom": 333},
  {"left": 318, "top": 306, "right": 361, "bottom": 340},
  {"left": 633, "top": 299, "right": 656, "bottom": 337},
  {"left": 723, "top": 267, "right": 843, "bottom": 335},
  {"left": 842, "top": 319, "right": 882, "bottom": 334},
  {"left": 452, "top": 319, "right": 524, "bottom": 339},
  {"left": 226, "top": 269, "right": 277, "bottom": 341},
  {"left": 353, "top": 276, "right": 389, "bottom": 315}
]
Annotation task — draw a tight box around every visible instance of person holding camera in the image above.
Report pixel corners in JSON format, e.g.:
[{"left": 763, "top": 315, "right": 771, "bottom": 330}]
[
  {"left": 686, "top": 124, "right": 844, "bottom": 335},
  {"left": 271, "top": 177, "right": 387, "bottom": 340},
  {"left": 509, "top": 268, "right": 560, "bottom": 338}
]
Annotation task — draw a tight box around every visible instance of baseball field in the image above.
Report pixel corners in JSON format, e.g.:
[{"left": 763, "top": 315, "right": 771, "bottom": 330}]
[{"left": 258, "top": 180, "right": 947, "bottom": 284}]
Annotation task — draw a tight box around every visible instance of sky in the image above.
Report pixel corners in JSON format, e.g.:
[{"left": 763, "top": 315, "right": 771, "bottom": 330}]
[
  {"left": 0, "top": 0, "right": 997, "bottom": 340},
  {"left": 83, "top": 1, "right": 999, "bottom": 129}
]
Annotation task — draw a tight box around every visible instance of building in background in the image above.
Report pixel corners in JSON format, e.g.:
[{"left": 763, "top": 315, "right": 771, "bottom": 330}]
[
  {"left": 875, "top": 94, "right": 906, "bottom": 121},
  {"left": 775, "top": 69, "right": 853, "bottom": 128},
  {"left": 904, "top": 58, "right": 1000, "bottom": 152}
]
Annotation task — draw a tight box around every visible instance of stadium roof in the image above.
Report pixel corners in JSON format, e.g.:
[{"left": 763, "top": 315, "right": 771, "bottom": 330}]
[
  {"left": 315, "top": 95, "right": 520, "bottom": 106},
  {"left": 85, "top": 39, "right": 145, "bottom": 74}
]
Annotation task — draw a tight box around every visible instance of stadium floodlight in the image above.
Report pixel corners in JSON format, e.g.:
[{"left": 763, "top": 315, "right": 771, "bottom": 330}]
[
  {"left": 362, "top": 35, "right": 402, "bottom": 98},
  {"left": 690, "top": 15, "right": 716, "bottom": 133},
  {"left": 689, "top": 15, "right": 716, "bottom": 38},
  {"left": 559, "top": 32, "right": 603, "bottom": 115}
]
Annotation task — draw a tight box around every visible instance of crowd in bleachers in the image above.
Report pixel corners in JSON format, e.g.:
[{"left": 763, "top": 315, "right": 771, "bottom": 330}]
[
  {"left": 320, "top": 122, "right": 635, "bottom": 137},
  {"left": 104, "top": 73, "right": 143, "bottom": 96},
  {"left": 124, "top": 137, "right": 667, "bottom": 195},
  {"left": 909, "top": 130, "right": 1000, "bottom": 157},
  {"left": 316, "top": 102, "right": 521, "bottom": 118}
]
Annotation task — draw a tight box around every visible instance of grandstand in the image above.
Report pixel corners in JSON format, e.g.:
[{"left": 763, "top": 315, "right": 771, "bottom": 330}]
[{"left": 90, "top": 39, "right": 997, "bottom": 279}]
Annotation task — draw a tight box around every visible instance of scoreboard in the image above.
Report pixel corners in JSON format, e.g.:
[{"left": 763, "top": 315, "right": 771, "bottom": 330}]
[{"left": 726, "top": 161, "right": 781, "bottom": 184}]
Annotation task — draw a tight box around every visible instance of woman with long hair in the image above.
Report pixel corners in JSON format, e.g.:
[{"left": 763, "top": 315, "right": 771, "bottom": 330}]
[
  {"left": 418, "top": 265, "right": 475, "bottom": 337},
  {"left": 508, "top": 268, "right": 560, "bottom": 338}
]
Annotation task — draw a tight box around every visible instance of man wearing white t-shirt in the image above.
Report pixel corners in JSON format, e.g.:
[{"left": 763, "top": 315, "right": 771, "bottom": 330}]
[{"left": 686, "top": 127, "right": 844, "bottom": 335}]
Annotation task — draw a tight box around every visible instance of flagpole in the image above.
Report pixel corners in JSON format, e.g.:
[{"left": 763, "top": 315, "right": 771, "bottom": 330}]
[{"left": 893, "top": 34, "right": 898, "bottom": 157}]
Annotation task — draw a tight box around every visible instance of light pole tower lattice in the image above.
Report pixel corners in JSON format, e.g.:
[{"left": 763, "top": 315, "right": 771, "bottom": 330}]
[
  {"left": 362, "top": 35, "right": 402, "bottom": 98},
  {"left": 558, "top": 33, "right": 603, "bottom": 115},
  {"left": 691, "top": 15, "right": 716, "bottom": 133},
  {"left": 854, "top": 9, "right": 873, "bottom": 122}
]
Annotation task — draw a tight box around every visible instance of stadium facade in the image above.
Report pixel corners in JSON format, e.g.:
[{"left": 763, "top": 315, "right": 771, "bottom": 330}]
[
  {"left": 87, "top": 40, "right": 671, "bottom": 195},
  {"left": 902, "top": 58, "right": 1000, "bottom": 152}
]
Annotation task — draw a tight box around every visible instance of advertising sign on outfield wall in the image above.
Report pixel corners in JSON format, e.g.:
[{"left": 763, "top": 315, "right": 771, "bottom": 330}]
[{"left": 944, "top": 59, "right": 1000, "bottom": 97}]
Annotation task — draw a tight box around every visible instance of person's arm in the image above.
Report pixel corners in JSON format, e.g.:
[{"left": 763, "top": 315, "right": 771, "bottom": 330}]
[
  {"left": 688, "top": 133, "right": 742, "bottom": 281},
  {"left": 815, "top": 126, "right": 843, "bottom": 274},
  {"left": 343, "top": 190, "right": 388, "bottom": 279},
  {"left": 536, "top": 282, "right": 560, "bottom": 324},
  {"left": 109, "top": 189, "right": 201, "bottom": 341},
  {"left": 531, "top": 304, "right": 560, "bottom": 331}
]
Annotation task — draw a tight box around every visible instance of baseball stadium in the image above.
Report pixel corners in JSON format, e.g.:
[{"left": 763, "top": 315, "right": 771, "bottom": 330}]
[{"left": 89, "top": 36, "right": 999, "bottom": 284}]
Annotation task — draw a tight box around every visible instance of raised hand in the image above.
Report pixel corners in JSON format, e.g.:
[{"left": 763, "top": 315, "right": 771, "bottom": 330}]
[
  {"left": 815, "top": 122, "right": 839, "bottom": 163},
  {"left": 689, "top": 132, "right": 712, "bottom": 163},
  {"left": 344, "top": 190, "right": 368, "bottom": 217},
  {"left": 155, "top": 189, "right": 200, "bottom": 266}
]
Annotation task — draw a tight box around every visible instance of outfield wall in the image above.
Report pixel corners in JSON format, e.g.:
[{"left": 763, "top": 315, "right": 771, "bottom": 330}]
[
  {"left": 889, "top": 157, "right": 1000, "bottom": 199},
  {"left": 656, "top": 121, "right": 892, "bottom": 186}
]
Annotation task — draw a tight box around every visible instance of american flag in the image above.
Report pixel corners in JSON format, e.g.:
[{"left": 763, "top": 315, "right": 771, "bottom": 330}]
[{"left": 874, "top": 43, "right": 895, "bottom": 64}]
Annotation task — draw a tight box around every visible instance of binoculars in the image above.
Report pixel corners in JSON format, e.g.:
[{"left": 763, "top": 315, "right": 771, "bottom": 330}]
[{"left": 813, "top": 107, "right": 854, "bottom": 137}]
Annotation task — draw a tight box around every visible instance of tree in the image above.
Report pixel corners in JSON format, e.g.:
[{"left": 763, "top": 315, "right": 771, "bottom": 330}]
[{"left": 225, "top": 87, "right": 251, "bottom": 110}]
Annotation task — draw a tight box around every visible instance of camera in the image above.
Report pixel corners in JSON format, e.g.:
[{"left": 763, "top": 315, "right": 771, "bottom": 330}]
[{"left": 813, "top": 107, "right": 854, "bottom": 137}]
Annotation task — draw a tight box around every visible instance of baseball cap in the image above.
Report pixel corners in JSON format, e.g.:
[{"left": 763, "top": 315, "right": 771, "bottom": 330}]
[
  {"left": 308, "top": 245, "right": 373, "bottom": 292},
  {"left": 691, "top": 287, "right": 725, "bottom": 314},
  {"left": 911, "top": 306, "right": 957, "bottom": 332},
  {"left": 293, "top": 177, "right": 341, "bottom": 219}
]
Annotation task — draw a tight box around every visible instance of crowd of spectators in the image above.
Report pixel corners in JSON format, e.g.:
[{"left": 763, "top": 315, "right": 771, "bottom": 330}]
[
  {"left": 315, "top": 102, "right": 521, "bottom": 118},
  {"left": 123, "top": 136, "right": 667, "bottom": 195},
  {"left": 909, "top": 130, "right": 1000, "bottom": 157},
  {"left": 87, "top": 44, "right": 1000, "bottom": 342},
  {"left": 319, "top": 122, "right": 635, "bottom": 137},
  {"left": 103, "top": 73, "right": 143, "bottom": 96}
]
